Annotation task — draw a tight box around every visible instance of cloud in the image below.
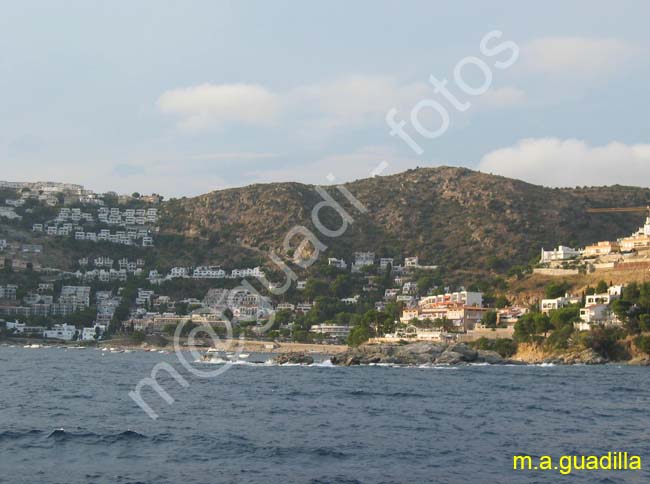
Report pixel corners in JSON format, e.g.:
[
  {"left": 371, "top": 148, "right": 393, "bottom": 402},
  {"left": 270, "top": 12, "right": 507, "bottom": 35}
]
[
  {"left": 474, "top": 87, "right": 526, "bottom": 110},
  {"left": 288, "top": 75, "right": 430, "bottom": 130},
  {"left": 244, "top": 145, "right": 421, "bottom": 185},
  {"left": 157, "top": 75, "right": 524, "bottom": 137},
  {"left": 157, "top": 83, "right": 280, "bottom": 131},
  {"left": 478, "top": 138, "right": 650, "bottom": 187},
  {"left": 523, "top": 37, "right": 637, "bottom": 77}
]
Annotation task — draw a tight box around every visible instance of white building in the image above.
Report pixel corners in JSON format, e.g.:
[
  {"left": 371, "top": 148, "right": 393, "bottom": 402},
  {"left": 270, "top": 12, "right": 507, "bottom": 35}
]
[
  {"left": 379, "top": 258, "right": 394, "bottom": 272},
  {"left": 540, "top": 246, "right": 582, "bottom": 264},
  {"left": 193, "top": 266, "right": 226, "bottom": 279},
  {"left": 404, "top": 257, "right": 419, "bottom": 268},
  {"left": 540, "top": 295, "right": 580, "bottom": 314},
  {"left": 60, "top": 286, "right": 91, "bottom": 308},
  {"left": 310, "top": 324, "right": 351, "bottom": 340},
  {"left": 81, "top": 324, "right": 107, "bottom": 341},
  {"left": 384, "top": 288, "right": 400, "bottom": 299},
  {"left": 170, "top": 267, "right": 190, "bottom": 278},
  {"left": 327, "top": 258, "right": 347, "bottom": 269},
  {"left": 418, "top": 291, "right": 483, "bottom": 308},
  {"left": 43, "top": 324, "right": 78, "bottom": 341},
  {"left": 352, "top": 252, "right": 375, "bottom": 271},
  {"left": 0, "top": 207, "right": 21, "bottom": 220},
  {"left": 402, "top": 281, "right": 418, "bottom": 295}
]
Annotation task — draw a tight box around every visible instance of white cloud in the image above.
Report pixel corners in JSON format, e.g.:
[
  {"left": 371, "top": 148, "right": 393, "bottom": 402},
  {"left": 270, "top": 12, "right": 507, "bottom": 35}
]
[
  {"left": 288, "top": 75, "right": 430, "bottom": 130},
  {"left": 157, "top": 75, "right": 524, "bottom": 136},
  {"left": 523, "top": 37, "right": 637, "bottom": 77},
  {"left": 157, "top": 83, "right": 280, "bottom": 131},
  {"left": 478, "top": 138, "right": 650, "bottom": 187}
]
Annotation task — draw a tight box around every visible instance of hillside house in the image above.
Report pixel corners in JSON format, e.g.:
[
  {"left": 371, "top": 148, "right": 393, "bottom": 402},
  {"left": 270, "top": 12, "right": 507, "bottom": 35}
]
[
  {"left": 584, "top": 241, "right": 620, "bottom": 258},
  {"left": 540, "top": 246, "right": 581, "bottom": 264}
]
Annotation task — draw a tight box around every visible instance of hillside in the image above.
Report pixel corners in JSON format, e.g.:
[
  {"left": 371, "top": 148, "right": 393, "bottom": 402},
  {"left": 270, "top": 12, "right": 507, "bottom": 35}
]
[{"left": 157, "top": 166, "right": 650, "bottom": 280}]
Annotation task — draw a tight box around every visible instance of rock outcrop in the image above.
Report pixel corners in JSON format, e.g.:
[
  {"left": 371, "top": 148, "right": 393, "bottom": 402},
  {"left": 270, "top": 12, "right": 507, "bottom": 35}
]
[
  {"left": 628, "top": 356, "right": 650, "bottom": 366},
  {"left": 331, "top": 342, "right": 515, "bottom": 366},
  {"left": 275, "top": 353, "right": 314, "bottom": 365}
]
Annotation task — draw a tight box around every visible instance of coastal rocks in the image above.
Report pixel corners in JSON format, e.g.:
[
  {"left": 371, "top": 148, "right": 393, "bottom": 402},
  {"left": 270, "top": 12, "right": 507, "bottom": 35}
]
[
  {"left": 628, "top": 356, "right": 650, "bottom": 366},
  {"left": 561, "top": 349, "right": 607, "bottom": 365},
  {"left": 275, "top": 353, "right": 314, "bottom": 365},
  {"left": 446, "top": 343, "right": 478, "bottom": 361},
  {"left": 434, "top": 351, "right": 465, "bottom": 365},
  {"left": 395, "top": 342, "right": 445, "bottom": 365},
  {"left": 540, "top": 349, "right": 607, "bottom": 365},
  {"left": 476, "top": 350, "right": 506, "bottom": 365},
  {"left": 330, "top": 342, "right": 512, "bottom": 366}
]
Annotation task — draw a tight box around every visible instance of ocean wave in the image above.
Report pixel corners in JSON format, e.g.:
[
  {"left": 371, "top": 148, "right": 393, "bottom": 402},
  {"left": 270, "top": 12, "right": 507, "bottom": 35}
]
[
  {"left": 309, "top": 360, "right": 336, "bottom": 368},
  {"left": 417, "top": 364, "right": 460, "bottom": 370},
  {"left": 0, "top": 429, "right": 44, "bottom": 441},
  {"left": 193, "top": 358, "right": 527, "bottom": 369},
  {"left": 45, "top": 428, "right": 148, "bottom": 444},
  {"left": 196, "top": 357, "right": 276, "bottom": 366}
]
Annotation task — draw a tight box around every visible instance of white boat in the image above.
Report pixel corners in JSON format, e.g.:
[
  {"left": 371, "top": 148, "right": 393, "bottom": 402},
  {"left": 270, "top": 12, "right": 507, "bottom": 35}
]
[{"left": 238, "top": 353, "right": 250, "bottom": 359}]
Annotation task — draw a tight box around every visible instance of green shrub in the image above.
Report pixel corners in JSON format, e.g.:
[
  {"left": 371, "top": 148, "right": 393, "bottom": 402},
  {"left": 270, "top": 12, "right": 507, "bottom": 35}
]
[
  {"left": 634, "top": 335, "right": 650, "bottom": 355},
  {"left": 470, "top": 337, "right": 517, "bottom": 358}
]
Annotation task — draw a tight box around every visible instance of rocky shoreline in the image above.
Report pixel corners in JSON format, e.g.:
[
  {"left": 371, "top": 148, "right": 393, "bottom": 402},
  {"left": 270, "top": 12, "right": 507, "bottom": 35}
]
[
  {"left": 328, "top": 342, "right": 521, "bottom": 366},
  {"left": 318, "top": 342, "right": 619, "bottom": 366}
]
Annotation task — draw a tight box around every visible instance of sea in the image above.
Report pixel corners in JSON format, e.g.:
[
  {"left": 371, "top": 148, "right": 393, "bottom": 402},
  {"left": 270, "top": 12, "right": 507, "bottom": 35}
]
[{"left": 1, "top": 345, "right": 649, "bottom": 484}]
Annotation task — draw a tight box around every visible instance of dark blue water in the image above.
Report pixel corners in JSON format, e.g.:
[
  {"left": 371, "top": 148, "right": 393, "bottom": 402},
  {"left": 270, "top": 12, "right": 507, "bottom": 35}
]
[{"left": 1, "top": 346, "right": 649, "bottom": 484}]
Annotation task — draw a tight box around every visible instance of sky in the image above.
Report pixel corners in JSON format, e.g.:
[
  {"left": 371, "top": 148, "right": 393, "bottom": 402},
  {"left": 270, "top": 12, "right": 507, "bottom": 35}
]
[{"left": 1, "top": 0, "right": 650, "bottom": 197}]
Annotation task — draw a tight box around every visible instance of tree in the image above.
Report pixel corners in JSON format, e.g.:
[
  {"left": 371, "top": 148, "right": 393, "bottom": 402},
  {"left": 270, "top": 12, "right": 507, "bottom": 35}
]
[
  {"left": 611, "top": 299, "right": 631, "bottom": 322},
  {"left": 580, "top": 327, "right": 625, "bottom": 359},
  {"left": 131, "top": 330, "right": 146, "bottom": 344},
  {"left": 623, "top": 282, "right": 640, "bottom": 304},
  {"left": 416, "top": 276, "right": 434, "bottom": 295},
  {"left": 514, "top": 313, "right": 550, "bottom": 342},
  {"left": 332, "top": 275, "right": 352, "bottom": 298},
  {"left": 304, "top": 279, "right": 331, "bottom": 300},
  {"left": 595, "top": 280, "right": 608, "bottom": 294},
  {"left": 545, "top": 282, "right": 570, "bottom": 299},
  {"left": 481, "top": 310, "right": 498, "bottom": 328},
  {"left": 639, "top": 314, "right": 650, "bottom": 332},
  {"left": 472, "top": 337, "right": 517, "bottom": 358},
  {"left": 494, "top": 295, "right": 509, "bottom": 309},
  {"left": 348, "top": 323, "right": 372, "bottom": 347},
  {"left": 533, "top": 313, "right": 553, "bottom": 337},
  {"left": 635, "top": 335, "right": 650, "bottom": 355},
  {"left": 382, "top": 264, "right": 393, "bottom": 288},
  {"left": 549, "top": 305, "right": 580, "bottom": 330},
  {"left": 545, "top": 324, "right": 574, "bottom": 350}
]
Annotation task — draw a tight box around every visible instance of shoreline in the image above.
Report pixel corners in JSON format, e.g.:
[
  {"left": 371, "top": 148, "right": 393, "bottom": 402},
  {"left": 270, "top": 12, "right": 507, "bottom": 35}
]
[
  {"left": 0, "top": 337, "right": 348, "bottom": 355},
  {"left": 3, "top": 338, "right": 650, "bottom": 366}
]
